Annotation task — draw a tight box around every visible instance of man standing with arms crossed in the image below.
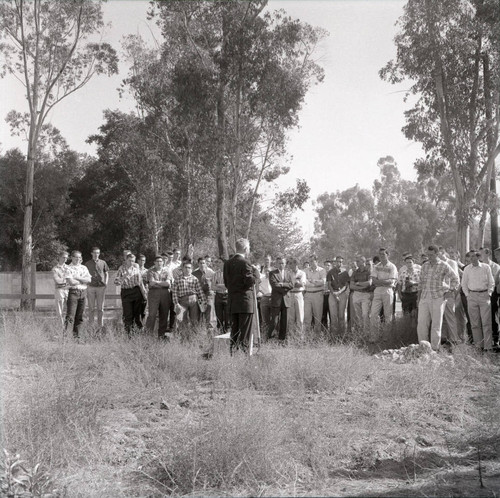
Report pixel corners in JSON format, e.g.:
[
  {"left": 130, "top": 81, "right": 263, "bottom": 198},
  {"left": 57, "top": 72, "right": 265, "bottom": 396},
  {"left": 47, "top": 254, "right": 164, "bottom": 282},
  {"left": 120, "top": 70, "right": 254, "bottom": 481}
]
[
  {"left": 65, "top": 250, "right": 92, "bottom": 340},
  {"left": 223, "top": 238, "right": 260, "bottom": 353},
  {"left": 304, "top": 255, "right": 326, "bottom": 333},
  {"left": 85, "top": 247, "right": 109, "bottom": 330}
]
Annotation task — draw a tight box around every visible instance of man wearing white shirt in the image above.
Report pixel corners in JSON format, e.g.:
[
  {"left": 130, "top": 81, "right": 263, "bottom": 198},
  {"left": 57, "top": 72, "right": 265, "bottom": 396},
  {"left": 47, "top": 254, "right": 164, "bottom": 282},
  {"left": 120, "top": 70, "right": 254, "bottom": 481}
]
[
  {"left": 65, "top": 250, "right": 92, "bottom": 339},
  {"left": 462, "top": 250, "right": 495, "bottom": 351},
  {"left": 258, "top": 255, "right": 274, "bottom": 333},
  {"left": 479, "top": 247, "right": 500, "bottom": 348},
  {"left": 52, "top": 250, "right": 70, "bottom": 327},
  {"left": 370, "top": 248, "right": 398, "bottom": 342},
  {"left": 287, "top": 258, "right": 307, "bottom": 336},
  {"left": 304, "top": 255, "right": 326, "bottom": 332}
]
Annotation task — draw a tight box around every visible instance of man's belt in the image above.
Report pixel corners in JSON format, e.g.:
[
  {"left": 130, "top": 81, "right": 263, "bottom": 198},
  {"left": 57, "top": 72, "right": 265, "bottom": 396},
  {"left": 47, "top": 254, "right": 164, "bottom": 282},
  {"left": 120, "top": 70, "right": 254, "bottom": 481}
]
[
  {"left": 470, "top": 289, "right": 488, "bottom": 292},
  {"left": 56, "top": 284, "right": 67, "bottom": 288},
  {"left": 290, "top": 290, "right": 304, "bottom": 293},
  {"left": 305, "top": 289, "right": 323, "bottom": 293}
]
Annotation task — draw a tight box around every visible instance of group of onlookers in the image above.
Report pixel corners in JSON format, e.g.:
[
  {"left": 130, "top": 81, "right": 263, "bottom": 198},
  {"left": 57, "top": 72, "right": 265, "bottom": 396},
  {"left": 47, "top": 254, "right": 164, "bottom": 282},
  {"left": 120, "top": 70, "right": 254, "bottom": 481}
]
[{"left": 52, "top": 243, "right": 500, "bottom": 352}]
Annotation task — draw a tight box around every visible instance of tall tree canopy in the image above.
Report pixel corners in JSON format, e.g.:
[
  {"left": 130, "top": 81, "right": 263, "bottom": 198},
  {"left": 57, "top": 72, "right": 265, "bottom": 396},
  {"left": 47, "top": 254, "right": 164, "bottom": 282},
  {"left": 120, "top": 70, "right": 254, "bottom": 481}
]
[
  {"left": 0, "top": 0, "right": 118, "bottom": 307},
  {"left": 380, "top": 0, "right": 500, "bottom": 256},
  {"left": 121, "top": 0, "right": 325, "bottom": 257}
]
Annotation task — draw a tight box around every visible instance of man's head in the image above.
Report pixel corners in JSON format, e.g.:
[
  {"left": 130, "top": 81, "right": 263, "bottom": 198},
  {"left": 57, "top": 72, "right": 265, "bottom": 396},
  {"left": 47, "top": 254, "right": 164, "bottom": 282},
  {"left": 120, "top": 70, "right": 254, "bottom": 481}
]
[
  {"left": 125, "top": 253, "right": 136, "bottom": 266},
  {"left": 182, "top": 259, "right": 193, "bottom": 276},
  {"left": 303, "top": 261, "right": 310, "bottom": 269},
  {"left": 448, "top": 248, "right": 459, "bottom": 261},
  {"left": 438, "top": 246, "right": 448, "bottom": 261},
  {"left": 173, "top": 248, "right": 181, "bottom": 261},
  {"left": 355, "top": 255, "right": 366, "bottom": 269},
  {"left": 197, "top": 257, "right": 207, "bottom": 272},
  {"left": 378, "top": 248, "right": 389, "bottom": 264},
  {"left": 310, "top": 255, "right": 318, "bottom": 270},
  {"left": 213, "top": 257, "right": 224, "bottom": 271},
  {"left": 289, "top": 258, "right": 298, "bottom": 272},
  {"left": 426, "top": 245, "right": 439, "bottom": 263},
  {"left": 204, "top": 255, "right": 213, "bottom": 268},
  {"left": 137, "top": 254, "right": 146, "bottom": 267},
  {"left": 58, "top": 250, "right": 69, "bottom": 265},
  {"left": 479, "top": 247, "right": 491, "bottom": 263},
  {"left": 91, "top": 247, "right": 100, "bottom": 261},
  {"left": 122, "top": 249, "right": 132, "bottom": 261},
  {"left": 404, "top": 254, "right": 414, "bottom": 268},
  {"left": 264, "top": 255, "right": 272, "bottom": 268},
  {"left": 468, "top": 250, "right": 480, "bottom": 266},
  {"left": 154, "top": 255, "right": 164, "bottom": 270},
  {"left": 324, "top": 260, "right": 333, "bottom": 271},
  {"left": 276, "top": 257, "right": 287, "bottom": 271},
  {"left": 235, "top": 238, "right": 250, "bottom": 256},
  {"left": 334, "top": 256, "right": 344, "bottom": 269},
  {"left": 71, "top": 250, "right": 83, "bottom": 265}
]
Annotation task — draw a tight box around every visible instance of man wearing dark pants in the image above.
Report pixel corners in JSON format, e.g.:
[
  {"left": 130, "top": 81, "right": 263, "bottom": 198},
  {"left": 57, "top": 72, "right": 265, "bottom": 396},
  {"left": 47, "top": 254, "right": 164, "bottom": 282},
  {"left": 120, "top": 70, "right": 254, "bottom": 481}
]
[
  {"left": 269, "top": 257, "right": 294, "bottom": 342},
  {"left": 65, "top": 250, "right": 92, "bottom": 339},
  {"left": 223, "top": 238, "right": 259, "bottom": 353}
]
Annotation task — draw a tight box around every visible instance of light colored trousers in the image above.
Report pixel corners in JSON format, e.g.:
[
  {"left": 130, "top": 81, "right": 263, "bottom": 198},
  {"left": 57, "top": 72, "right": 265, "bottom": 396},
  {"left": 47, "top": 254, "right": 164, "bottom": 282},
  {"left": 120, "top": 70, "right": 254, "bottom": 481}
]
[
  {"left": 352, "top": 291, "right": 371, "bottom": 333},
  {"left": 288, "top": 292, "right": 304, "bottom": 334},
  {"left": 417, "top": 297, "right": 446, "bottom": 350},
  {"left": 370, "top": 288, "right": 393, "bottom": 340},
  {"left": 304, "top": 291, "right": 324, "bottom": 331},
  {"left": 87, "top": 286, "right": 106, "bottom": 327},
  {"left": 467, "top": 292, "right": 493, "bottom": 350},
  {"left": 329, "top": 291, "right": 348, "bottom": 336},
  {"left": 54, "top": 288, "right": 68, "bottom": 327}
]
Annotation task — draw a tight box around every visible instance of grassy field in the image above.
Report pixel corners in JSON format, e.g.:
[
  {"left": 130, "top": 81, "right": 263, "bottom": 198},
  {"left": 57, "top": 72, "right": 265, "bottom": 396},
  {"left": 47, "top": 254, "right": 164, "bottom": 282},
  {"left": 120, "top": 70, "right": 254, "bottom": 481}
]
[{"left": 1, "top": 312, "right": 499, "bottom": 497}]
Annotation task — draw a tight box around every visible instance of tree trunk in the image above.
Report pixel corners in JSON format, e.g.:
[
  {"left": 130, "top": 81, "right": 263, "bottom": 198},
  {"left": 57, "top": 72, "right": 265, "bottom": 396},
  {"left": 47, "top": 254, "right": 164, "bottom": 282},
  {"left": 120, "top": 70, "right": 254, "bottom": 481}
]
[
  {"left": 21, "top": 117, "right": 38, "bottom": 311},
  {"left": 424, "top": 0, "right": 470, "bottom": 257}
]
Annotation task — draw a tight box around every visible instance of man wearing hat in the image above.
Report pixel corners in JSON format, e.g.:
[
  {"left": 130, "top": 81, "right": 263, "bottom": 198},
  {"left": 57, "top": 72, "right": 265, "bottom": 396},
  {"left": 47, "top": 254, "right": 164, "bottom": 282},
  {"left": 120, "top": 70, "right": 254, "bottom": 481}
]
[{"left": 397, "top": 254, "right": 421, "bottom": 315}]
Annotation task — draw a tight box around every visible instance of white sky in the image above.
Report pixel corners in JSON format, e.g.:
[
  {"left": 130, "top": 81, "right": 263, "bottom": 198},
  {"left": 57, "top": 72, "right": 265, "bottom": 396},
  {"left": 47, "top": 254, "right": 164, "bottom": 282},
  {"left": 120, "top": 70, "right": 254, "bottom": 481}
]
[{"left": 0, "top": 0, "right": 423, "bottom": 239}]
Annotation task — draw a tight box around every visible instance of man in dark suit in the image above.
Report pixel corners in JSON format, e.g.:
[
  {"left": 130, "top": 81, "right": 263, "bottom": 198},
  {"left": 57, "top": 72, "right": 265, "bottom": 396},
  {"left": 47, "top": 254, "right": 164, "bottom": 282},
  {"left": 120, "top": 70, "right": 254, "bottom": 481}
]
[
  {"left": 223, "top": 238, "right": 259, "bottom": 353},
  {"left": 269, "top": 257, "right": 294, "bottom": 342}
]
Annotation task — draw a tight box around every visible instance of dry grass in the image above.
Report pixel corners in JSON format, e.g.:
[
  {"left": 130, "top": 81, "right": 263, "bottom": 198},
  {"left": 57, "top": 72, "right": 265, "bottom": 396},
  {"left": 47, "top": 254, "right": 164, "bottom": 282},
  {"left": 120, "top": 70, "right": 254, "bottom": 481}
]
[{"left": 1, "top": 311, "right": 499, "bottom": 497}]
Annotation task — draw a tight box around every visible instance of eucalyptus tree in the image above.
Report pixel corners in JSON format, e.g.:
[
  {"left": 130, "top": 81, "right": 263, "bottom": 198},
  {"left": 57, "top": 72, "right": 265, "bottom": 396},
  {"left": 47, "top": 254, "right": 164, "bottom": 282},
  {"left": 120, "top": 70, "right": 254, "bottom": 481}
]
[
  {"left": 133, "top": 0, "right": 325, "bottom": 258},
  {"left": 380, "top": 0, "right": 500, "bottom": 256},
  {"left": 0, "top": 0, "right": 118, "bottom": 308}
]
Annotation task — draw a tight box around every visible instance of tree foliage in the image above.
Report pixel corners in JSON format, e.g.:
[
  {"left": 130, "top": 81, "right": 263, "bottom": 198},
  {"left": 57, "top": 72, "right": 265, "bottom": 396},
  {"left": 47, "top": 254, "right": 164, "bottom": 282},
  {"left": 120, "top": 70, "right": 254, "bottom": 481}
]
[{"left": 380, "top": 0, "right": 500, "bottom": 255}]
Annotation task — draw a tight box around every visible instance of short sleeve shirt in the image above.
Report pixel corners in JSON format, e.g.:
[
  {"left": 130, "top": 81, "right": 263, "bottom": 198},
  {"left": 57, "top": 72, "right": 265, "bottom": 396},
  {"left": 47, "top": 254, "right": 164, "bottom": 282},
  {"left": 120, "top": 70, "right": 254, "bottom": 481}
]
[
  {"left": 371, "top": 261, "right": 398, "bottom": 293},
  {"left": 85, "top": 259, "right": 109, "bottom": 287}
]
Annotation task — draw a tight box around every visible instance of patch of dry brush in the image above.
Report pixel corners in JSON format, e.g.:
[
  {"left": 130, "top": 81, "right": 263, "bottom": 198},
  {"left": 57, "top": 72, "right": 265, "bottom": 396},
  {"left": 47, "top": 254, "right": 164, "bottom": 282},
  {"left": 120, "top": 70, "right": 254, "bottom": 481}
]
[{"left": 1, "top": 312, "right": 499, "bottom": 497}]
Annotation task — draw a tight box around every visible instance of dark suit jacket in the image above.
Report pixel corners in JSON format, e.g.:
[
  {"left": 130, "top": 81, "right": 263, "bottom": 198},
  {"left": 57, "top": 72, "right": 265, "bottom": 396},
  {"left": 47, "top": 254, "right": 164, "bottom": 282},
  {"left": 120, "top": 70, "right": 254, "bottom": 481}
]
[
  {"left": 223, "top": 254, "right": 258, "bottom": 314},
  {"left": 269, "top": 269, "right": 293, "bottom": 308}
]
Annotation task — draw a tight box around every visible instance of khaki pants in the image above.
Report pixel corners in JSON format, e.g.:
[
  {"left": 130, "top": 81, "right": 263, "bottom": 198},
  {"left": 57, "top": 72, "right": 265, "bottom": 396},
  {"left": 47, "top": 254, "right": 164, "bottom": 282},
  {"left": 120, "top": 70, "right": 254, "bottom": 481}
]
[
  {"left": 329, "top": 291, "right": 348, "bottom": 337},
  {"left": 467, "top": 292, "right": 493, "bottom": 350},
  {"left": 54, "top": 288, "right": 68, "bottom": 327},
  {"left": 417, "top": 297, "right": 446, "bottom": 350},
  {"left": 304, "top": 291, "right": 323, "bottom": 331},
  {"left": 370, "top": 288, "right": 393, "bottom": 341},
  {"left": 352, "top": 291, "right": 371, "bottom": 333},
  {"left": 87, "top": 285, "right": 106, "bottom": 327},
  {"left": 288, "top": 292, "right": 304, "bottom": 334}
]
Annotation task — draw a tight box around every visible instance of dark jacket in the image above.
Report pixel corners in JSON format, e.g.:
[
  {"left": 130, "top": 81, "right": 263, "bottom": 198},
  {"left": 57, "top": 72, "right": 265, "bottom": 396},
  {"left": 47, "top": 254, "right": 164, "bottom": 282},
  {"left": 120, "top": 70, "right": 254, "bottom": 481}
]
[
  {"left": 269, "top": 269, "right": 293, "bottom": 308},
  {"left": 223, "top": 254, "right": 258, "bottom": 314}
]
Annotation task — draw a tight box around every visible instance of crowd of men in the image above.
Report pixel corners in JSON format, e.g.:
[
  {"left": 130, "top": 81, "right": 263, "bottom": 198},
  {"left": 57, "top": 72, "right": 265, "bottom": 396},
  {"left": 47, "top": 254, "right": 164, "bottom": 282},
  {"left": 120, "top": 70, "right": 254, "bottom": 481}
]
[{"left": 52, "top": 242, "right": 500, "bottom": 353}]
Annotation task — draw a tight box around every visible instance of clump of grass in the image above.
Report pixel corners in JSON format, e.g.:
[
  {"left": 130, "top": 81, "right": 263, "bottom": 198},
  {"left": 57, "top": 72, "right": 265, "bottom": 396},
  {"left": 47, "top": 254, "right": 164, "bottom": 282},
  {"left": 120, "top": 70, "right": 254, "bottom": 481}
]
[{"left": 140, "top": 392, "right": 297, "bottom": 496}]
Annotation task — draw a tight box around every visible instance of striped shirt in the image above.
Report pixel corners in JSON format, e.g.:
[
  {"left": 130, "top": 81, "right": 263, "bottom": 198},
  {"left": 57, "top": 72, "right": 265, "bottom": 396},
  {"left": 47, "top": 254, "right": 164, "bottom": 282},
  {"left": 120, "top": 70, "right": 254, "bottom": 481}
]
[
  {"left": 115, "top": 265, "right": 143, "bottom": 289},
  {"left": 172, "top": 274, "right": 207, "bottom": 307},
  {"left": 419, "top": 260, "right": 459, "bottom": 299}
]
